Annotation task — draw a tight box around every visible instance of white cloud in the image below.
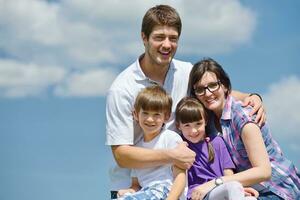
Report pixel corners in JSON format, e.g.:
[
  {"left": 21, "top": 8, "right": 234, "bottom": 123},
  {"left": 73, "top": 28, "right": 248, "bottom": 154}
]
[
  {"left": 0, "top": 0, "right": 256, "bottom": 97},
  {"left": 263, "top": 76, "right": 300, "bottom": 161},
  {"left": 54, "top": 68, "right": 116, "bottom": 97},
  {"left": 178, "top": 0, "right": 256, "bottom": 54},
  {"left": 0, "top": 59, "right": 66, "bottom": 97},
  {"left": 264, "top": 76, "right": 300, "bottom": 137}
]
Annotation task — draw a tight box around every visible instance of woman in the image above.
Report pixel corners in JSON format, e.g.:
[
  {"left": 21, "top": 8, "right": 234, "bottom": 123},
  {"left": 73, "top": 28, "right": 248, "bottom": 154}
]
[{"left": 187, "top": 58, "right": 300, "bottom": 200}]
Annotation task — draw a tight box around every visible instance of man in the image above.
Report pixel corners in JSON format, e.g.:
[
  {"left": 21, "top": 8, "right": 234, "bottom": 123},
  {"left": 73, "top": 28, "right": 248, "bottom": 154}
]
[{"left": 106, "top": 4, "right": 265, "bottom": 199}]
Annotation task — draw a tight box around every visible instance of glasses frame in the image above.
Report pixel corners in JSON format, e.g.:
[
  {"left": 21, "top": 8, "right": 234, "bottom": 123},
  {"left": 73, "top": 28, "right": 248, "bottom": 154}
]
[{"left": 194, "top": 81, "right": 221, "bottom": 96}]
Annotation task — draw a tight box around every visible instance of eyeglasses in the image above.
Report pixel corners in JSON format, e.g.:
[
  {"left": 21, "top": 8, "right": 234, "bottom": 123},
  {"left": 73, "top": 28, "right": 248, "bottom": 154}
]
[{"left": 194, "top": 81, "right": 221, "bottom": 96}]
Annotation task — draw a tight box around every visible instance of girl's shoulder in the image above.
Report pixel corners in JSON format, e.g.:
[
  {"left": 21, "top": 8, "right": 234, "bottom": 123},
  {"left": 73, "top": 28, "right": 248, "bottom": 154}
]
[{"left": 210, "top": 135, "right": 225, "bottom": 144}]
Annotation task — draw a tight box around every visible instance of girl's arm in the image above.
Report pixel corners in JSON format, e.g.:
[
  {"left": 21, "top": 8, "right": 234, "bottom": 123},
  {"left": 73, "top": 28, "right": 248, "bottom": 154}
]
[
  {"left": 191, "top": 123, "right": 271, "bottom": 198},
  {"left": 117, "top": 177, "right": 141, "bottom": 197},
  {"left": 167, "top": 165, "right": 186, "bottom": 200},
  {"left": 223, "top": 169, "right": 234, "bottom": 176}
]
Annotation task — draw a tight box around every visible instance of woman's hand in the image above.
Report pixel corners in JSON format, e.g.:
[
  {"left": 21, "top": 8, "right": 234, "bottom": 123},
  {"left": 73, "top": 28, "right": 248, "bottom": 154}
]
[
  {"left": 244, "top": 187, "right": 259, "bottom": 198},
  {"left": 242, "top": 94, "right": 266, "bottom": 126}
]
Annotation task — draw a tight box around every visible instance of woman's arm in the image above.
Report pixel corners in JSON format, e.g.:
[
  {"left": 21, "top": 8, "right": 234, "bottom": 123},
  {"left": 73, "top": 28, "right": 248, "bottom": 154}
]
[
  {"left": 222, "top": 123, "right": 271, "bottom": 185},
  {"left": 167, "top": 165, "right": 186, "bottom": 200}
]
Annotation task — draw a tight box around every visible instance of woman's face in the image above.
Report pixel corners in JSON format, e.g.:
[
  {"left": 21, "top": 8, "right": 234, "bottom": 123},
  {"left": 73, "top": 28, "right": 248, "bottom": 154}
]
[{"left": 193, "top": 72, "right": 227, "bottom": 117}]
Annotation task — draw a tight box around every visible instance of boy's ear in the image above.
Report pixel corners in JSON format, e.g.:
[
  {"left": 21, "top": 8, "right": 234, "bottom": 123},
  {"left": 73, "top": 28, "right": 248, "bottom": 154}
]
[
  {"left": 133, "top": 110, "right": 138, "bottom": 121},
  {"left": 164, "top": 113, "right": 171, "bottom": 122}
]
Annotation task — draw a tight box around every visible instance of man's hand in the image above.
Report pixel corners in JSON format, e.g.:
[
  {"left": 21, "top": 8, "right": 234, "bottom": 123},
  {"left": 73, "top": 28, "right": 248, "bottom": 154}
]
[
  {"left": 242, "top": 94, "right": 266, "bottom": 126},
  {"left": 171, "top": 142, "right": 195, "bottom": 170}
]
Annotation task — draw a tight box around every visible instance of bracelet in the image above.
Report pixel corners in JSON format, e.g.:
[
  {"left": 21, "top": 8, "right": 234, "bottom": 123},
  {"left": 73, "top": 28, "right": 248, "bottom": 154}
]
[{"left": 249, "top": 93, "right": 263, "bottom": 102}]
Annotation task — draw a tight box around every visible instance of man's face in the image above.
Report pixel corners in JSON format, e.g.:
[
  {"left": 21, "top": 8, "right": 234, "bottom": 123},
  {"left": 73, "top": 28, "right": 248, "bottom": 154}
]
[{"left": 143, "top": 25, "right": 179, "bottom": 67}]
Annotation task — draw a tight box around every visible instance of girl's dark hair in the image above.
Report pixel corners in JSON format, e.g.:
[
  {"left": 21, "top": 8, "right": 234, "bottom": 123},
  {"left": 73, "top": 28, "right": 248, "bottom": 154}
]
[
  {"left": 175, "top": 97, "right": 215, "bottom": 162},
  {"left": 188, "top": 58, "right": 232, "bottom": 98}
]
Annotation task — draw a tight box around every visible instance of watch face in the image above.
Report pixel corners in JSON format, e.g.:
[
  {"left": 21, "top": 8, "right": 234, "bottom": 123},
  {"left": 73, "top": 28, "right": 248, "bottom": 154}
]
[{"left": 215, "top": 178, "right": 223, "bottom": 185}]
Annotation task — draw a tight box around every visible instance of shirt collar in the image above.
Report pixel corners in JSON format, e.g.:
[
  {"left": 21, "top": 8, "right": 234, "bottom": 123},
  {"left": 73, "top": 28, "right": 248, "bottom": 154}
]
[
  {"left": 220, "top": 95, "right": 233, "bottom": 120},
  {"left": 133, "top": 54, "right": 176, "bottom": 82}
]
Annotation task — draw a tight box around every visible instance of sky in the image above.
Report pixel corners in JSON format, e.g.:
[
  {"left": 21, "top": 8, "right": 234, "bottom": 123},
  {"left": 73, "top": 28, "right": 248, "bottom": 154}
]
[{"left": 0, "top": 0, "right": 299, "bottom": 199}]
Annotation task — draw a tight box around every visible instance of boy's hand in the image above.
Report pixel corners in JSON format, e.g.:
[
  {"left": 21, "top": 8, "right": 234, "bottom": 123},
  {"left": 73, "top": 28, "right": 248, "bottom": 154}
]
[
  {"left": 242, "top": 95, "right": 266, "bottom": 126},
  {"left": 244, "top": 187, "right": 259, "bottom": 197},
  {"left": 117, "top": 188, "right": 136, "bottom": 197}
]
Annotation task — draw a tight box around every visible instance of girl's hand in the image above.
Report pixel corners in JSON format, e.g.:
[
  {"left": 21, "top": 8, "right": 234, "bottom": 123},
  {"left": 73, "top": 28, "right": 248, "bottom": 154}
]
[
  {"left": 244, "top": 187, "right": 259, "bottom": 198},
  {"left": 191, "top": 183, "right": 212, "bottom": 200}
]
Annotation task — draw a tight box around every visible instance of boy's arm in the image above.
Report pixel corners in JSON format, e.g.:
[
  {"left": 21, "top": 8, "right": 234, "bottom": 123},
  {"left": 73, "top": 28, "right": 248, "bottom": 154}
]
[
  {"left": 231, "top": 90, "right": 266, "bottom": 126},
  {"left": 167, "top": 165, "right": 186, "bottom": 200},
  {"left": 117, "top": 177, "right": 141, "bottom": 197},
  {"left": 112, "top": 142, "right": 195, "bottom": 169}
]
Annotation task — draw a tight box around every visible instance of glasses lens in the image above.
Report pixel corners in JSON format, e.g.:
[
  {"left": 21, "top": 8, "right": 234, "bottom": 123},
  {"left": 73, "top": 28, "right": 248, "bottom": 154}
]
[
  {"left": 207, "top": 82, "right": 219, "bottom": 92},
  {"left": 195, "top": 87, "right": 204, "bottom": 95}
]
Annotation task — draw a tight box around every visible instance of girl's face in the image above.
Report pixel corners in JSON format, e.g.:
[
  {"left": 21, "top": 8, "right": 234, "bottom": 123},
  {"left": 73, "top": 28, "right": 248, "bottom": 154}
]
[
  {"left": 178, "top": 119, "right": 206, "bottom": 143},
  {"left": 194, "top": 72, "right": 227, "bottom": 117}
]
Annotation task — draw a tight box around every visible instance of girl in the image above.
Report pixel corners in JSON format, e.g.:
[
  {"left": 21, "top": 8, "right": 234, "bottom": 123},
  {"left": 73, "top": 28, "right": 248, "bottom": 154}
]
[
  {"left": 188, "top": 58, "right": 300, "bottom": 200},
  {"left": 175, "top": 97, "right": 257, "bottom": 200}
]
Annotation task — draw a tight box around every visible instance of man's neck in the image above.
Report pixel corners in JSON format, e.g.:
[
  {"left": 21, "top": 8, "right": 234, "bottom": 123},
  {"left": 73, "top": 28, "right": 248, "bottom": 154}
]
[{"left": 139, "top": 54, "right": 170, "bottom": 85}]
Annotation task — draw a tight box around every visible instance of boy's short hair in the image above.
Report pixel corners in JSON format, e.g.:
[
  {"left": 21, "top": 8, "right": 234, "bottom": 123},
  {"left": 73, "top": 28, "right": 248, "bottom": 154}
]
[
  {"left": 134, "top": 85, "right": 172, "bottom": 116},
  {"left": 141, "top": 4, "right": 182, "bottom": 39}
]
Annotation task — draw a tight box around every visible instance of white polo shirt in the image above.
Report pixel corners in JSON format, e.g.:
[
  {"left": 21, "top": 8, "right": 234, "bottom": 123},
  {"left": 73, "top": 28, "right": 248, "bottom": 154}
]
[{"left": 105, "top": 55, "right": 192, "bottom": 190}]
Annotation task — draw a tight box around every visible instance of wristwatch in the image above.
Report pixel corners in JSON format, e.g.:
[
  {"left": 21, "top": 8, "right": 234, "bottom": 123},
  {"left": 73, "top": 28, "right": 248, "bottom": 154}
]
[{"left": 215, "top": 177, "right": 224, "bottom": 186}]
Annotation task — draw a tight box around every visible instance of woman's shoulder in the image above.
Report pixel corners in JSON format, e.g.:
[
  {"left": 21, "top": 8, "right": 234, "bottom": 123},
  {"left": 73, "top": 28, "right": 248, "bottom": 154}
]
[{"left": 229, "top": 96, "right": 255, "bottom": 122}]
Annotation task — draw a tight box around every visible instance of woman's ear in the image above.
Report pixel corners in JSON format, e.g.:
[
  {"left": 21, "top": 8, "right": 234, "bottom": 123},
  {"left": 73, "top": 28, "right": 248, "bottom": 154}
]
[{"left": 221, "top": 84, "right": 228, "bottom": 94}]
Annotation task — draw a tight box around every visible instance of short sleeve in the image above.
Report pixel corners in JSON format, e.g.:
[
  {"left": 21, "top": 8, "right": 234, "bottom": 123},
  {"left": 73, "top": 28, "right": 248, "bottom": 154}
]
[
  {"left": 105, "top": 88, "right": 135, "bottom": 145},
  {"left": 233, "top": 104, "right": 257, "bottom": 136},
  {"left": 164, "top": 130, "right": 183, "bottom": 149}
]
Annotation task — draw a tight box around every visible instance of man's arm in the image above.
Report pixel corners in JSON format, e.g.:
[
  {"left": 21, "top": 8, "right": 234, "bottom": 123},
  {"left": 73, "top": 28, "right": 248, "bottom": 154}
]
[
  {"left": 111, "top": 142, "right": 195, "bottom": 169},
  {"left": 231, "top": 90, "right": 266, "bottom": 126}
]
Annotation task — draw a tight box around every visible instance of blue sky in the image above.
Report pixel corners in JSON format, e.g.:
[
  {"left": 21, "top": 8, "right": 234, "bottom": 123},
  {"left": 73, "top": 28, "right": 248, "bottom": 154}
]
[{"left": 0, "top": 0, "right": 299, "bottom": 199}]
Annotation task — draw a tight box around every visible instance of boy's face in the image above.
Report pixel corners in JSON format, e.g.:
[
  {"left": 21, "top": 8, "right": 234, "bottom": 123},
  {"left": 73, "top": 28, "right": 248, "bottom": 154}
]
[
  {"left": 178, "top": 120, "right": 206, "bottom": 143},
  {"left": 142, "top": 25, "right": 179, "bottom": 67},
  {"left": 134, "top": 109, "right": 168, "bottom": 140}
]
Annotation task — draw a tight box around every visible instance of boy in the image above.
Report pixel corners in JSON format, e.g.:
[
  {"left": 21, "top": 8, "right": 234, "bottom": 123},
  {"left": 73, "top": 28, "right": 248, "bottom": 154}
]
[{"left": 117, "top": 85, "right": 185, "bottom": 200}]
